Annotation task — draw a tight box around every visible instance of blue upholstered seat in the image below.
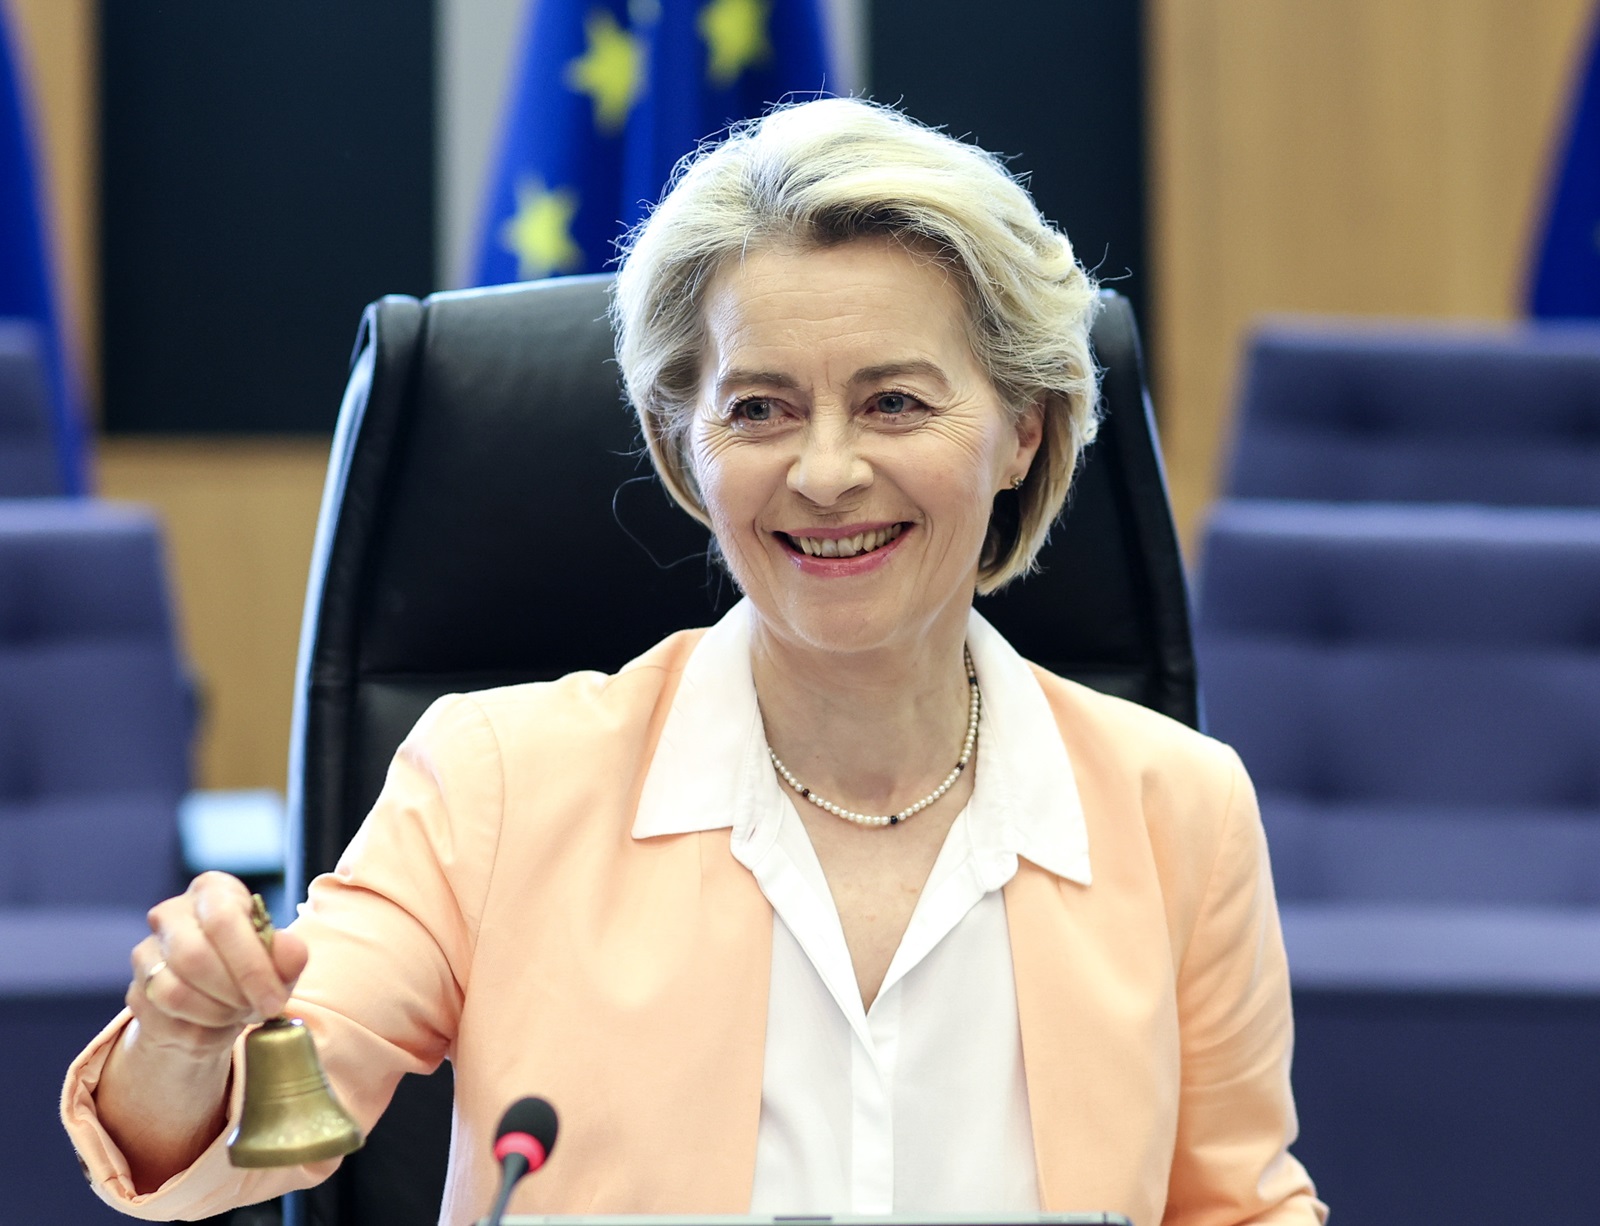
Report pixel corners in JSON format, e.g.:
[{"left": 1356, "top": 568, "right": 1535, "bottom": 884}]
[
  {"left": 0, "top": 501, "right": 191, "bottom": 909},
  {"left": 1196, "top": 499, "right": 1600, "bottom": 1220},
  {"left": 1200, "top": 502, "right": 1600, "bottom": 911},
  {"left": 1224, "top": 323, "right": 1600, "bottom": 506},
  {"left": 0, "top": 500, "right": 192, "bottom": 1221},
  {"left": 0, "top": 320, "right": 65, "bottom": 497},
  {"left": 1199, "top": 500, "right": 1600, "bottom": 926}
]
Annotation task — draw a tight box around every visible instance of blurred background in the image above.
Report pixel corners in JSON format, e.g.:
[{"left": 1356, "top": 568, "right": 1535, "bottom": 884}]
[
  {"left": 4, "top": 0, "right": 1599, "bottom": 1223},
  {"left": 8, "top": 0, "right": 1594, "bottom": 796},
  {"left": 7, "top": 0, "right": 1593, "bottom": 793}
]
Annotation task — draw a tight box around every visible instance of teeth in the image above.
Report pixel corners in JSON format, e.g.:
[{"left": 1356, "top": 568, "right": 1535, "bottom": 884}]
[{"left": 790, "top": 523, "right": 905, "bottom": 559}]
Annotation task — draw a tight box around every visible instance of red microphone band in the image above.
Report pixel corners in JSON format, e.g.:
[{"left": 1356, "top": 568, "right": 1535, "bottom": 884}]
[{"left": 494, "top": 1131, "right": 548, "bottom": 1171}]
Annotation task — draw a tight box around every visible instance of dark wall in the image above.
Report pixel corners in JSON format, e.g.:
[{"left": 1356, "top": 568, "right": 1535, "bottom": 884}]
[
  {"left": 98, "top": 1, "right": 1142, "bottom": 432},
  {"left": 100, "top": 2, "right": 435, "bottom": 433},
  {"left": 867, "top": 1, "right": 1149, "bottom": 345}
]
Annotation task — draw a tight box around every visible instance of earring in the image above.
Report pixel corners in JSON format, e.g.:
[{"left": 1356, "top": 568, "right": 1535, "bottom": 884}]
[{"left": 1009, "top": 474, "right": 1025, "bottom": 491}]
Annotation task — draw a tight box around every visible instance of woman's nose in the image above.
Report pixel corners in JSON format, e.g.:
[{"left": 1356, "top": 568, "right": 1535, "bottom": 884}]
[{"left": 787, "top": 419, "right": 872, "bottom": 507}]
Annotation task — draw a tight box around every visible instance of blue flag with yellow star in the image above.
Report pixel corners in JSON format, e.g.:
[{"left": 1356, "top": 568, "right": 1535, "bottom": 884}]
[
  {"left": 1, "top": 7, "right": 87, "bottom": 492},
  {"left": 1530, "top": 10, "right": 1600, "bottom": 316},
  {"left": 472, "top": 0, "right": 834, "bottom": 284}
]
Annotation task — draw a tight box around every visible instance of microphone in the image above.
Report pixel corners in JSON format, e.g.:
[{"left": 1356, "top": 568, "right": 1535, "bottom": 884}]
[{"left": 485, "top": 1096, "right": 559, "bottom": 1226}]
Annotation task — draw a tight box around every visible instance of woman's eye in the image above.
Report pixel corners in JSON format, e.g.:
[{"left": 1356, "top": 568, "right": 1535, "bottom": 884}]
[
  {"left": 872, "top": 392, "right": 924, "bottom": 417},
  {"left": 733, "top": 397, "right": 776, "bottom": 422}
]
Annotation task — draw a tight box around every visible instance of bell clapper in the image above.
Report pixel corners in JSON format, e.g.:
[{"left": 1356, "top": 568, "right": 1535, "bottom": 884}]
[{"left": 225, "top": 894, "right": 364, "bottom": 1168}]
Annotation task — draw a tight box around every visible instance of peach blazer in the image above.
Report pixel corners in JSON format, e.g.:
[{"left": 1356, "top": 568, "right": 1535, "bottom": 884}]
[{"left": 63, "top": 628, "right": 1325, "bottom": 1225}]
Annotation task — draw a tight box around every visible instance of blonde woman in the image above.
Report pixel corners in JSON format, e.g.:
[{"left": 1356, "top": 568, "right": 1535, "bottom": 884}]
[{"left": 65, "top": 98, "right": 1324, "bottom": 1225}]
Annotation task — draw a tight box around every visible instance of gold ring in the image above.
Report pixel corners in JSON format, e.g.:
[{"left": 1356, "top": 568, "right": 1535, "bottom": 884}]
[{"left": 144, "top": 959, "right": 168, "bottom": 986}]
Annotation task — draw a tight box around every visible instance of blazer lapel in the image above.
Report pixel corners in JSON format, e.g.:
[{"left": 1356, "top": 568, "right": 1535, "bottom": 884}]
[
  {"left": 1006, "top": 859, "right": 1179, "bottom": 1225},
  {"left": 684, "top": 825, "right": 775, "bottom": 1210}
]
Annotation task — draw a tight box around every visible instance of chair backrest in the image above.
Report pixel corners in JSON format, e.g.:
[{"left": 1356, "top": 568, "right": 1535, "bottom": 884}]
[
  {"left": 284, "top": 275, "right": 1195, "bottom": 1226},
  {"left": 0, "top": 501, "right": 189, "bottom": 907},
  {"left": 1225, "top": 323, "right": 1600, "bottom": 506},
  {"left": 0, "top": 320, "right": 64, "bottom": 497},
  {"left": 1196, "top": 500, "right": 1600, "bottom": 906}
]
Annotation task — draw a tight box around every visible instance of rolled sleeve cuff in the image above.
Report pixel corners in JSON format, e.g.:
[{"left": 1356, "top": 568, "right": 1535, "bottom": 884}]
[{"left": 60, "top": 1009, "right": 338, "bottom": 1220}]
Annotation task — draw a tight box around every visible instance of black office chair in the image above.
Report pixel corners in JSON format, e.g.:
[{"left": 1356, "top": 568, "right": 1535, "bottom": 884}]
[{"left": 280, "top": 276, "right": 1196, "bottom": 1226}]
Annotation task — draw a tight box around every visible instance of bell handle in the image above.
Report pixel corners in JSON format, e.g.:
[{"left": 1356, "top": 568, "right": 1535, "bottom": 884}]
[
  {"left": 249, "top": 892, "right": 274, "bottom": 952},
  {"left": 247, "top": 893, "right": 288, "bottom": 1022}
]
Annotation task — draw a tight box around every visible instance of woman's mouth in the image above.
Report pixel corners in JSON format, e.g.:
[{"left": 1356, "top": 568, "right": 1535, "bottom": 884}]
[{"left": 779, "top": 523, "right": 907, "bottom": 559}]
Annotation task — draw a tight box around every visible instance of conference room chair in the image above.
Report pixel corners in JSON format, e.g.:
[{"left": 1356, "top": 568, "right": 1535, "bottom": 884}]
[
  {"left": 0, "top": 499, "right": 194, "bottom": 1222},
  {"left": 1195, "top": 498, "right": 1600, "bottom": 1225},
  {"left": 277, "top": 277, "right": 1196, "bottom": 1226},
  {"left": 1223, "top": 322, "right": 1600, "bottom": 507},
  {"left": 0, "top": 318, "right": 65, "bottom": 496}
]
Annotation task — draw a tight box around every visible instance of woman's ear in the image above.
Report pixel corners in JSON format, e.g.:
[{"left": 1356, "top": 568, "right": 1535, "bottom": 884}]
[{"left": 1011, "top": 399, "right": 1045, "bottom": 477}]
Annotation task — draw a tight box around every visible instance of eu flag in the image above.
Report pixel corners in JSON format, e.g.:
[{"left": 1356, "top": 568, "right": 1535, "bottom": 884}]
[
  {"left": 472, "top": 0, "right": 835, "bottom": 285},
  {"left": 1530, "top": 12, "right": 1600, "bottom": 317},
  {"left": 0, "top": 8, "right": 87, "bottom": 492}
]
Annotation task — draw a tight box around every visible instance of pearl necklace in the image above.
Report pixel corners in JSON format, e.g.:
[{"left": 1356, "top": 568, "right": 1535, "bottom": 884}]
[{"left": 767, "top": 647, "right": 980, "bottom": 828}]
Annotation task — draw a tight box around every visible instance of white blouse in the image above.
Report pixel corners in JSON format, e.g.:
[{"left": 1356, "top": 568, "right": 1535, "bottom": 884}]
[{"left": 632, "top": 602, "right": 1093, "bottom": 1214}]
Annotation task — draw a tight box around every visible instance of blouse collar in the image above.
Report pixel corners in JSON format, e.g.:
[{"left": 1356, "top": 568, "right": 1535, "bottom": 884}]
[{"left": 632, "top": 599, "right": 1091, "bottom": 885}]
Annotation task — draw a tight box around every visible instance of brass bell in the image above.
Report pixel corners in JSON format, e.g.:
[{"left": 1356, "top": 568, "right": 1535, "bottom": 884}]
[{"left": 227, "top": 895, "right": 363, "bottom": 1168}]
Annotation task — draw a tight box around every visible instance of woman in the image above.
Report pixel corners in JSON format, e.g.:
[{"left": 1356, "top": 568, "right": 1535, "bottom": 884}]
[{"left": 64, "top": 98, "right": 1324, "bottom": 1224}]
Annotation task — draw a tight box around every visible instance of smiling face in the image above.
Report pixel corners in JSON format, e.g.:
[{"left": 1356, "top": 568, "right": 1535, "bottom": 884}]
[{"left": 690, "top": 237, "right": 1042, "bottom": 662}]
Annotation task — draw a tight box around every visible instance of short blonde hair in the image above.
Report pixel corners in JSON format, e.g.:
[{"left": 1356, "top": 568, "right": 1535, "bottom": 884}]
[{"left": 611, "top": 97, "right": 1100, "bottom": 593}]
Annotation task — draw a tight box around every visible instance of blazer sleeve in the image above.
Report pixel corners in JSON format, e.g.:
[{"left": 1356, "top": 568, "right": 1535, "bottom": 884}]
[
  {"left": 60, "top": 692, "right": 505, "bottom": 1220},
  {"left": 1163, "top": 747, "right": 1328, "bottom": 1226}
]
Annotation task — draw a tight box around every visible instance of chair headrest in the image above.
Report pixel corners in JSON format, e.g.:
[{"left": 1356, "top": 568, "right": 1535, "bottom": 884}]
[{"left": 305, "top": 275, "right": 1195, "bottom": 716}]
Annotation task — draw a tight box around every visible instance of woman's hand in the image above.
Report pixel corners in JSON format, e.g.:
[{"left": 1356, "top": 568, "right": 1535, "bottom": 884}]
[
  {"left": 128, "top": 872, "right": 310, "bottom": 1055},
  {"left": 95, "top": 872, "right": 310, "bottom": 1190}
]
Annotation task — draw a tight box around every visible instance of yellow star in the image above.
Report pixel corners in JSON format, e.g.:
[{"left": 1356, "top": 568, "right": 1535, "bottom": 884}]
[
  {"left": 500, "top": 178, "right": 583, "bottom": 279},
  {"left": 698, "top": 0, "right": 771, "bottom": 86},
  {"left": 565, "top": 9, "right": 647, "bottom": 134}
]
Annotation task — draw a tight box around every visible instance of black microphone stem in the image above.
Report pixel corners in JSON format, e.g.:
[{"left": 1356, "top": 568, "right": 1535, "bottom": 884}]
[{"left": 484, "top": 1152, "right": 530, "bottom": 1226}]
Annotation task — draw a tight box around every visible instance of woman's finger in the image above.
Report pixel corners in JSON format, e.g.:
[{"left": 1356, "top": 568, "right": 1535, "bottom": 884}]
[
  {"left": 129, "top": 938, "right": 250, "bottom": 1032},
  {"left": 139, "top": 956, "right": 252, "bottom": 1030},
  {"left": 191, "top": 876, "right": 293, "bottom": 1017},
  {"left": 156, "top": 922, "right": 253, "bottom": 1013},
  {"left": 145, "top": 876, "right": 254, "bottom": 1012}
]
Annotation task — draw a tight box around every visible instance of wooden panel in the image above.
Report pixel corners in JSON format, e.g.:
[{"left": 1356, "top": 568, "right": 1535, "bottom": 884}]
[
  {"left": 1147, "top": 0, "right": 1596, "bottom": 541},
  {"left": 4, "top": 0, "right": 97, "bottom": 409},
  {"left": 98, "top": 439, "right": 330, "bottom": 790}
]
